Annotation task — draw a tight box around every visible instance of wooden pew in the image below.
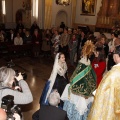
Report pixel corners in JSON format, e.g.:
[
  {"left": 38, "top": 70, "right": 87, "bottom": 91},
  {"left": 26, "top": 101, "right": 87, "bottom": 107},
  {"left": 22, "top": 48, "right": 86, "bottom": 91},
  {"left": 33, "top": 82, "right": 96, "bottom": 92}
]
[{"left": 7, "top": 44, "right": 33, "bottom": 58}]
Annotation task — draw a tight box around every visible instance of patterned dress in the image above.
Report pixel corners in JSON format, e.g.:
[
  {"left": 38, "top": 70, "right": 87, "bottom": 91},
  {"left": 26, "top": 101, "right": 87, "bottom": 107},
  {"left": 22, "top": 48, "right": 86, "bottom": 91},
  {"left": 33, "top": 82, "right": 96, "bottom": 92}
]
[{"left": 61, "top": 57, "right": 96, "bottom": 120}]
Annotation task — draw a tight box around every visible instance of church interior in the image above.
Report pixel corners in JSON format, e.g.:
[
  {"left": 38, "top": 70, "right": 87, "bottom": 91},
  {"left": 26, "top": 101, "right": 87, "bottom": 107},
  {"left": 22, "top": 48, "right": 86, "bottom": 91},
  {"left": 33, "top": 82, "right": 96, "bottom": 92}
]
[{"left": 0, "top": 0, "right": 120, "bottom": 119}]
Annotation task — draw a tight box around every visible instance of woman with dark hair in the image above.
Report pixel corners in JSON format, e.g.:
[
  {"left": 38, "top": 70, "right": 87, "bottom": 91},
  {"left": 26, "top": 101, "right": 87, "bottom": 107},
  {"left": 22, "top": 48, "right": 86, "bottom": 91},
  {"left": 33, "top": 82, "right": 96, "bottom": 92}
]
[
  {"left": 14, "top": 32, "right": 23, "bottom": 45},
  {"left": 95, "top": 34, "right": 109, "bottom": 58},
  {"left": 92, "top": 47, "right": 106, "bottom": 87},
  {"left": 40, "top": 52, "right": 69, "bottom": 105}
]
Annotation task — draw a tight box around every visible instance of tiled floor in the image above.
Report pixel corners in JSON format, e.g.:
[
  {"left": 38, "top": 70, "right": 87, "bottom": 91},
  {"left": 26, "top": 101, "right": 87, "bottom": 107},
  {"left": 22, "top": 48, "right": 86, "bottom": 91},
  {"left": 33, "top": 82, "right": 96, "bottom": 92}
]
[{"left": 0, "top": 56, "right": 74, "bottom": 120}]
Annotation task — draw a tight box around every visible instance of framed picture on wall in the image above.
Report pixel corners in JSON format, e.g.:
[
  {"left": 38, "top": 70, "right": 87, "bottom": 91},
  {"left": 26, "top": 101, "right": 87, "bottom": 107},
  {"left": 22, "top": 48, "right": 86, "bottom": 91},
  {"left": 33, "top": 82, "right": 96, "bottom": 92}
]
[{"left": 81, "top": 0, "right": 97, "bottom": 16}]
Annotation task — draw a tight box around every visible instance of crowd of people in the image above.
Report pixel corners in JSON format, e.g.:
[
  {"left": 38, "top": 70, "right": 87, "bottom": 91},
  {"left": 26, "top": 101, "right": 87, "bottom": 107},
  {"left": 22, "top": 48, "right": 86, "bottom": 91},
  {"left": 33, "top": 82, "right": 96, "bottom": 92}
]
[
  {"left": 0, "top": 20, "right": 109, "bottom": 62},
  {"left": 30, "top": 21, "right": 120, "bottom": 120},
  {"left": 0, "top": 20, "right": 120, "bottom": 120},
  {"left": 38, "top": 24, "right": 120, "bottom": 120}
]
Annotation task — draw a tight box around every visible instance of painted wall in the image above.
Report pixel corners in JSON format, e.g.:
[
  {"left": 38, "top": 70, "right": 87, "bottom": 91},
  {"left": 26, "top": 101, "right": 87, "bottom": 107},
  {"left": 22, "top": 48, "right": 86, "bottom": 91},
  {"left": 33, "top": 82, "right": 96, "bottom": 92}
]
[
  {"left": 37, "top": 0, "right": 44, "bottom": 29},
  {"left": 5, "top": 0, "right": 23, "bottom": 28},
  {"left": 6, "top": 0, "right": 13, "bottom": 22},
  {"left": 12, "top": 0, "right": 23, "bottom": 23},
  {"left": 5, "top": 0, "right": 15, "bottom": 28},
  {"left": 5, "top": 0, "right": 33, "bottom": 29},
  {"left": 75, "top": 0, "right": 102, "bottom": 25},
  {"left": 4, "top": 0, "right": 102, "bottom": 29}
]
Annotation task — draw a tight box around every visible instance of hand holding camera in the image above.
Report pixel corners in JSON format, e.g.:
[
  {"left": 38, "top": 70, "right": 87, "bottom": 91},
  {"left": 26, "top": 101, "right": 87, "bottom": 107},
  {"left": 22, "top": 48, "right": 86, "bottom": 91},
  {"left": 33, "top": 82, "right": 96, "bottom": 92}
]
[
  {"left": 15, "top": 73, "right": 23, "bottom": 81},
  {"left": 13, "top": 70, "right": 27, "bottom": 91},
  {"left": 12, "top": 72, "right": 23, "bottom": 91}
]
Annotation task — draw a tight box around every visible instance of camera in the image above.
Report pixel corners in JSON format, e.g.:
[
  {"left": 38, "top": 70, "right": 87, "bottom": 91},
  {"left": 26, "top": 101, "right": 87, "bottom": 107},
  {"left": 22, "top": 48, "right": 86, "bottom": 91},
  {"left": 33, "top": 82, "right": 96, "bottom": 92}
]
[
  {"left": 7, "top": 61, "right": 27, "bottom": 90},
  {"left": 15, "top": 70, "right": 27, "bottom": 80},
  {"left": 12, "top": 70, "right": 27, "bottom": 91},
  {"left": 7, "top": 60, "right": 27, "bottom": 81},
  {"left": 1, "top": 95, "right": 22, "bottom": 120}
]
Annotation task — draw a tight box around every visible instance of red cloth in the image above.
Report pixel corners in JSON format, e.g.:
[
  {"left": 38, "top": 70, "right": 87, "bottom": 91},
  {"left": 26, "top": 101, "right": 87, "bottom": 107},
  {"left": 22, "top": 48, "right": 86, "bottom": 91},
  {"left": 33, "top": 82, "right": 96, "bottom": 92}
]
[{"left": 92, "top": 60, "right": 106, "bottom": 87}]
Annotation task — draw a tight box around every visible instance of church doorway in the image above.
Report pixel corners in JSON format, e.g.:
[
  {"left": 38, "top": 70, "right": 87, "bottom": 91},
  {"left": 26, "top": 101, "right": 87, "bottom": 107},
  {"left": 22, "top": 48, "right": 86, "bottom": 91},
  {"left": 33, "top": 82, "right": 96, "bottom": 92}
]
[{"left": 55, "top": 10, "right": 68, "bottom": 27}]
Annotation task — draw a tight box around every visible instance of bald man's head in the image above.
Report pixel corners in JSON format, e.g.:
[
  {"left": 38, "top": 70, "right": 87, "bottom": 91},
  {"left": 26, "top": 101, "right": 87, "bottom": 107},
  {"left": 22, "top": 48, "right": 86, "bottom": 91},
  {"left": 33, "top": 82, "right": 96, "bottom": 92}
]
[{"left": 0, "top": 108, "right": 7, "bottom": 120}]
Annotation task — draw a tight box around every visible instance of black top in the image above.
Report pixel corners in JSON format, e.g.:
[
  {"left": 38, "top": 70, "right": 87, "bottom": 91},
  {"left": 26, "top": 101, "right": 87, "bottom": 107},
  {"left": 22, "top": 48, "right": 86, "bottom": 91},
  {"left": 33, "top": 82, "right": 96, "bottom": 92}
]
[{"left": 39, "top": 105, "right": 69, "bottom": 120}]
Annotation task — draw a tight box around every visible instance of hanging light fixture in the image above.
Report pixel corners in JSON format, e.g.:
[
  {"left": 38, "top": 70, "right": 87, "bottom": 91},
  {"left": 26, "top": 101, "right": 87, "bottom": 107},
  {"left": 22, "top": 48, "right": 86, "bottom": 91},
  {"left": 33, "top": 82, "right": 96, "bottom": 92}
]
[{"left": 56, "top": 0, "right": 71, "bottom": 6}]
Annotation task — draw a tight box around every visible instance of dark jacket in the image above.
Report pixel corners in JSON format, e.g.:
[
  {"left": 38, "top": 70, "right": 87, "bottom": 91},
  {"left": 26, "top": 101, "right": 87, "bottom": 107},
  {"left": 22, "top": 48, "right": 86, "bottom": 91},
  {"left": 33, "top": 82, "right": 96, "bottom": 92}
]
[
  {"left": 7, "top": 33, "right": 15, "bottom": 44},
  {"left": 32, "top": 105, "right": 69, "bottom": 120},
  {"left": 23, "top": 35, "right": 32, "bottom": 44}
]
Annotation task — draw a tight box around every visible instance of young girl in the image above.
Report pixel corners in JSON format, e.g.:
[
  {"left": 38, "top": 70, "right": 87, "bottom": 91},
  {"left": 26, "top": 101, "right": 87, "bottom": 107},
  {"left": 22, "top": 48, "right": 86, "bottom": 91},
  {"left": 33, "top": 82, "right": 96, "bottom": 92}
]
[
  {"left": 92, "top": 47, "right": 106, "bottom": 87},
  {"left": 40, "top": 52, "right": 69, "bottom": 105}
]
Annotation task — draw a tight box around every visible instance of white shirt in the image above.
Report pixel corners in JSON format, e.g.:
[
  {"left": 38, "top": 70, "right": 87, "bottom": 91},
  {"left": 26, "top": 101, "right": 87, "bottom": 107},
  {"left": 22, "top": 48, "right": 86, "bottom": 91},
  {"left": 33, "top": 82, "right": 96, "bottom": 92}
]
[
  {"left": 14, "top": 37, "right": 23, "bottom": 45},
  {"left": 108, "top": 38, "right": 116, "bottom": 52}
]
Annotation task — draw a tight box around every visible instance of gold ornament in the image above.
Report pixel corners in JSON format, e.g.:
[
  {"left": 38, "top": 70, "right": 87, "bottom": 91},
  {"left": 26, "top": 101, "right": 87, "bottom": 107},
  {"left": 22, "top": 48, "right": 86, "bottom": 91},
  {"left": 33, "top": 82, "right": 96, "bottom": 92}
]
[{"left": 81, "top": 40, "right": 95, "bottom": 58}]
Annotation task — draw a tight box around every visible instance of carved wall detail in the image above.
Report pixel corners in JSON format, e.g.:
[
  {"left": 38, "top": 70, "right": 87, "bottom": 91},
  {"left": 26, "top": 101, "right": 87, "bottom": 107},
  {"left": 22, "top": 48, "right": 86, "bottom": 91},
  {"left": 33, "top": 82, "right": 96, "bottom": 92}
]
[{"left": 96, "top": 0, "right": 120, "bottom": 32}]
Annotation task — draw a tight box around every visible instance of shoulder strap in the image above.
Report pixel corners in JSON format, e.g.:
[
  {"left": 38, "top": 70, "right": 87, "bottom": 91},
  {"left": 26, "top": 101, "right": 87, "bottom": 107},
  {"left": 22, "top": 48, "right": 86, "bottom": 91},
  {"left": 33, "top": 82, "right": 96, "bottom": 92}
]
[{"left": 0, "top": 87, "right": 11, "bottom": 90}]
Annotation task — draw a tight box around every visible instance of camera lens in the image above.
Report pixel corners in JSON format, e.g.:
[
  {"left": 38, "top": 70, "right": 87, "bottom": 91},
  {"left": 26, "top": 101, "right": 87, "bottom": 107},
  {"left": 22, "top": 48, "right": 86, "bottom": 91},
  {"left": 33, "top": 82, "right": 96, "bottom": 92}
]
[{"left": 21, "top": 73, "right": 27, "bottom": 80}]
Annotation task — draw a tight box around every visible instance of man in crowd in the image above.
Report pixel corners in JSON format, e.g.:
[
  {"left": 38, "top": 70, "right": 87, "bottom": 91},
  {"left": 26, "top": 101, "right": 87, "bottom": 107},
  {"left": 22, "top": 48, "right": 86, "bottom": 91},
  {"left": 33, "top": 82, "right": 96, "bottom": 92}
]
[{"left": 32, "top": 90, "right": 68, "bottom": 120}]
